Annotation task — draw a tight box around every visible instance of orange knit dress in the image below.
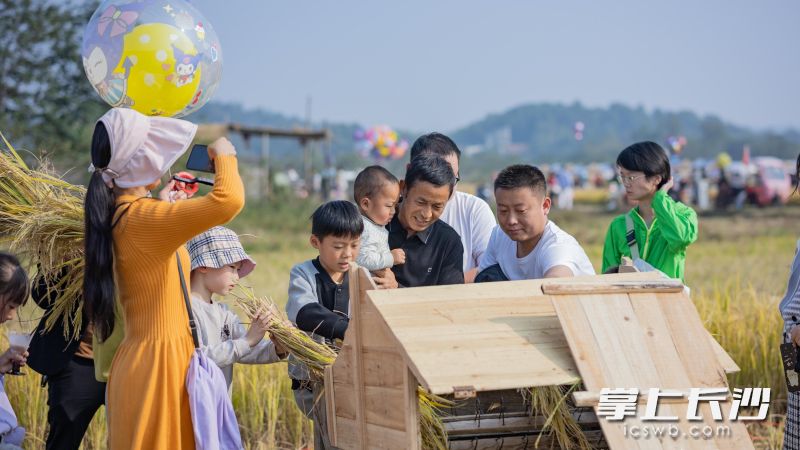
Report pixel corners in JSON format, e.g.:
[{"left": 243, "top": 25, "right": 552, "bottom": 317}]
[{"left": 107, "top": 155, "right": 244, "bottom": 449}]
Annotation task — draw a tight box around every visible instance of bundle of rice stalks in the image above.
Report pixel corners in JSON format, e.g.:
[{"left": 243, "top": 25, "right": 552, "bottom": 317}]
[
  {"left": 0, "top": 132, "right": 85, "bottom": 338},
  {"left": 418, "top": 387, "right": 452, "bottom": 450},
  {"left": 232, "top": 287, "right": 337, "bottom": 380},
  {"left": 521, "top": 383, "right": 591, "bottom": 450}
]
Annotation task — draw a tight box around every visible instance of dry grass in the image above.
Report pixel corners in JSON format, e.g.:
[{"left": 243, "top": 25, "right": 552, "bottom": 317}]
[
  {"left": 0, "top": 133, "right": 85, "bottom": 339},
  {"left": 522, "top": 383, "right": 591, "bottom": 450}
]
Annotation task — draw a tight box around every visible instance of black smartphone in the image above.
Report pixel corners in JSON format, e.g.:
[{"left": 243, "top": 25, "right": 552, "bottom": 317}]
[
  {"left": 186, "top": 144, "right": 215, "bottom": 173},
  {"left": 781, "top": 342, "right": 800, "bottom": 392}
]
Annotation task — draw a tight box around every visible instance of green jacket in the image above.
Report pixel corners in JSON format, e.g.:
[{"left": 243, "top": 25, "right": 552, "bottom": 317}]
[{"left": 602, "top": 190, "right": 698, "bottom": 281}]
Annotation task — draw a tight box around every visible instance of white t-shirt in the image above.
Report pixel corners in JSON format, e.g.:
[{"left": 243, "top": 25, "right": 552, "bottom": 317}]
[
  {"left": 479, "top": 221, "right": 595, "bottom": 280},
  {"left": 440, "top": 190, "right": 496, "bottom": 273}
]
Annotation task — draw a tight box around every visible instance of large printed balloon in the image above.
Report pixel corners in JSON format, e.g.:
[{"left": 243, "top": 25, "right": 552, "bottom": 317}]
[{"left": 82, "top": 0, "right": 223, "bottom": 118}]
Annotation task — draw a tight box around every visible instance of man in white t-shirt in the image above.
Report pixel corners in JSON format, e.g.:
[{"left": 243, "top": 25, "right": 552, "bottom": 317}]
[
  {"left": 478, "top": 164, "right": 595, "bottom": 281},
  {"left": 409, "top": 132, "right": 496, "bottom": 283}
]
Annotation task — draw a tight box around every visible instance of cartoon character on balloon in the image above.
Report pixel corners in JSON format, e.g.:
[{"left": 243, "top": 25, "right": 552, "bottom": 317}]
[{"left": 81, "top": 0, "right": 223, "bottom": 118}]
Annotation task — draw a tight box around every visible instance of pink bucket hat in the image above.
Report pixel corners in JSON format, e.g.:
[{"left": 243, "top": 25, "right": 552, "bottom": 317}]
[{"left": 93, "top": 108, "right": 198, "bottom": 188}]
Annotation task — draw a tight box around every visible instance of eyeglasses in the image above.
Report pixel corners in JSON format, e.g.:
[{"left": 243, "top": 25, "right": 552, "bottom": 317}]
[
  {"left": 617, "top": 174, "right": 645, "bottom": 185},
  {"left": 455, "top": 176, "right": 461, "bottom": 183}
]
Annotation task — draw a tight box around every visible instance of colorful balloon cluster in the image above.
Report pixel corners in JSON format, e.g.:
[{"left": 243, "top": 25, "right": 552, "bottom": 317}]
[
  {"left": 81, "top": 0, "right": 223, "bottom": 118},
  {"left": 574, "top": 121, "right": 585, "bottom": 141},
  {"left": 667, "top": 135, "right": 688, "bottom": 154},
  {"left": 354, "top": 126, "right": 409, "bottom": 160}
]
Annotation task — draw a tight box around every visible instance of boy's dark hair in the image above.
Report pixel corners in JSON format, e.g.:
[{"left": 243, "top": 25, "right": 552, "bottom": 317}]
[
  {"left": 353, "top": 166, "right": 399, "bottom": 203},
  {"left": 409, "top": 132, "right": 461, "bottom": 161},
  {"left": 404, "top": 154, "right": 456, "bottom": 194},
  {"left": 311, "top": 200, "right": 364, "bottom": 240},
  {"left": 616, "top": 141, "right": 671, "bottom": 189},
  {"left": 0, "top": 252, "right": 29, "bottom": 307},
  {"left": 494, "top": 164, "right": 547, "bottom": 197}
]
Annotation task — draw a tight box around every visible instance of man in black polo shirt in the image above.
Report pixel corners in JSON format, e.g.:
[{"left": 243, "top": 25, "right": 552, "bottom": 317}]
[{"left": 388, "top": 152, "right": 464, "bottom": 287}]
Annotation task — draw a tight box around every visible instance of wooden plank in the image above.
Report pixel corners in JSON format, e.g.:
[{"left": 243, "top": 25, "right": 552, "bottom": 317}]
[
  {"left": 403, "top": 369, "right": 420, "bottom": 449},
  {"left": 413, "top": 344, "right": 580, "bottom": 394},
  {"left": 331, "top": 416, "right": 360, "bottom": 450},
  {"left": 331, "top": 382, "right": 357, "bottom": 420},
  {"left": 332, "top": 344, "right": 354, "bottom": 386},
  {"left": 629, "top": 293, "right": 693, "bottom": 390},
  {"left": 369, "top": 271, "right": 667, "bottom": 305},
  {"left": 387, "top": 314, "right": 564, "bottom": 336},
  {"left": 551, "top": 295, "right": 611, "bottom": 392},
  {"left": 324, "top": 365, "right": 337, "bottom": 445},
  {"left": 364, "top": 386, "right": 407, "bottom": 431},
  {"left": 362, "top": 349, "right": 405, "bottom": 389},
  {"left": 581, "top": 293, "right": 663, "bottom": 388},
  {"left": 365, "top": 422, "right": 413, "bottom": 450},
  {"left": 543, "top": 280, "right": 684, "bottom": 295},
  {"left": 392, "top": 324, "right": 568, "bottom": 346},
  {"left": 332, "top": 385, "right": 408, "bottom": 432},
  {"left": 707, "top": 330, "right": 740, "bottom": 374},
  {"left": 359, "top": 310, "right": 402, "bottom": 349},
  {"left": 373, "top": 296, "right": 558, "bottom": 320},
  {"left": 658, "top": 293, "right": 729, "bottom": 388},
  {"left": 349, "top": 266, "right": 370, "bottom": 448},
  {"left": 553, "top": 287, "right": 754, "bottom": 449}
]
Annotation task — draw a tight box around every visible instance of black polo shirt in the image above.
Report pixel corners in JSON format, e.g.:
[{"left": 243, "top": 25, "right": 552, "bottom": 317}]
[{"left": 387, "top": 215, "right": 464, "bottom": 287}]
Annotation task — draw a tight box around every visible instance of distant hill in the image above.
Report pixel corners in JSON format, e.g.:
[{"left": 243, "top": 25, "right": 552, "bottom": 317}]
[
  {"left": 450, "top": 101, "right": 800, "bottom": 163},
  {"left": 190, "top": 101, "right": 800, "bottom": 180}
]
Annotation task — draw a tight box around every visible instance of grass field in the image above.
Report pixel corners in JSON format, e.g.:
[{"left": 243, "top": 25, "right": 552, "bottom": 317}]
[{"left": 5, "top": 196, "right": 796, "bottom": 449}]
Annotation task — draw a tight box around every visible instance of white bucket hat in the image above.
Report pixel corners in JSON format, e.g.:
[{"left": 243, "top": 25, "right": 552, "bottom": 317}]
[{"left": 92, "top": 108, "right": 198, "bottom": 188}]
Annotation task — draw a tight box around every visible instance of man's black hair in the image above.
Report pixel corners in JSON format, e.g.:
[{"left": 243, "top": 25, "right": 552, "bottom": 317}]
[
  {"left": 409, "top": 132, "right": 461, "bottom": 161},
  {"left": 493, "top": 164, "right": 547, "bottom": 196},
  {"left": 404, "top": 153, "right": 456, "bottom": 194}
]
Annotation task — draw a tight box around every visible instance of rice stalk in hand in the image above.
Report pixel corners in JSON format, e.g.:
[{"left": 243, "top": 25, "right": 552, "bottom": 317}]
[
  {"left": 0, "top": 131, "right": 86, "bottom": 339},
  {"left": 232, "top": 287, "right": 337, "bottom": 380}
]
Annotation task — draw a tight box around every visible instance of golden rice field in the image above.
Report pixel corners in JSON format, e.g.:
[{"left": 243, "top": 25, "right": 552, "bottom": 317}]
[{"left": 4, "top": 197, "right": 797, "bottom": 449}]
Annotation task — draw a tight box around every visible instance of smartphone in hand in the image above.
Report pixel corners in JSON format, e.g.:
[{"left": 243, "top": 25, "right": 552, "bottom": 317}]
[{"left": 186, "top": 144, "right": 215, "bottom": 173}]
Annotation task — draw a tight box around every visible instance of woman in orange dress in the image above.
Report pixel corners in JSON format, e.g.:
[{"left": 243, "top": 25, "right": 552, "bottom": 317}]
[{"left": 83, "top": 108, "right": 244, "bottom": 449}]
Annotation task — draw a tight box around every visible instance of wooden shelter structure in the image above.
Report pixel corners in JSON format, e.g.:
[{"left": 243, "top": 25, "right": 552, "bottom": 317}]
[
  {"left": 195, "top": 123, "right": 332, "bottom": 199},
  {"left": 323, "top": 268, "right": 753, "bottom": 449}
]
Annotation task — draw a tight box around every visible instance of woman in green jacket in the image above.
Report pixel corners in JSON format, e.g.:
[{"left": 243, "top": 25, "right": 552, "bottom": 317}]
[{"left": 602, "top": 141, "right": 698, "bottom": 281}]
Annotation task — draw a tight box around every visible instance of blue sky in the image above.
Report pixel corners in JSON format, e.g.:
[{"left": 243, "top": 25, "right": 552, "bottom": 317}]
[{"left": 191, "top": 0, "right": 799, "bottom": 133}]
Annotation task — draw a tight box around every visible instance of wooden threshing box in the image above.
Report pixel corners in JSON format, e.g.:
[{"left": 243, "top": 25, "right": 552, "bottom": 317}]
[{"left": 324, "top": 268, "right": 752, "bottom": 449}]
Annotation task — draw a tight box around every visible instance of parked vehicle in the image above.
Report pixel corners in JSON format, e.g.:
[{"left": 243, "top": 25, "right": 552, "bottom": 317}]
[{"left": 747, "top": 157, "right": 792, "bottom": 206}]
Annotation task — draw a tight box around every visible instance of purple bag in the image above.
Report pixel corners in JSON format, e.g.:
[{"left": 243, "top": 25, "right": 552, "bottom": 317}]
[{"left": 178, "top": 255, "right": 243, "bottom": 450}]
